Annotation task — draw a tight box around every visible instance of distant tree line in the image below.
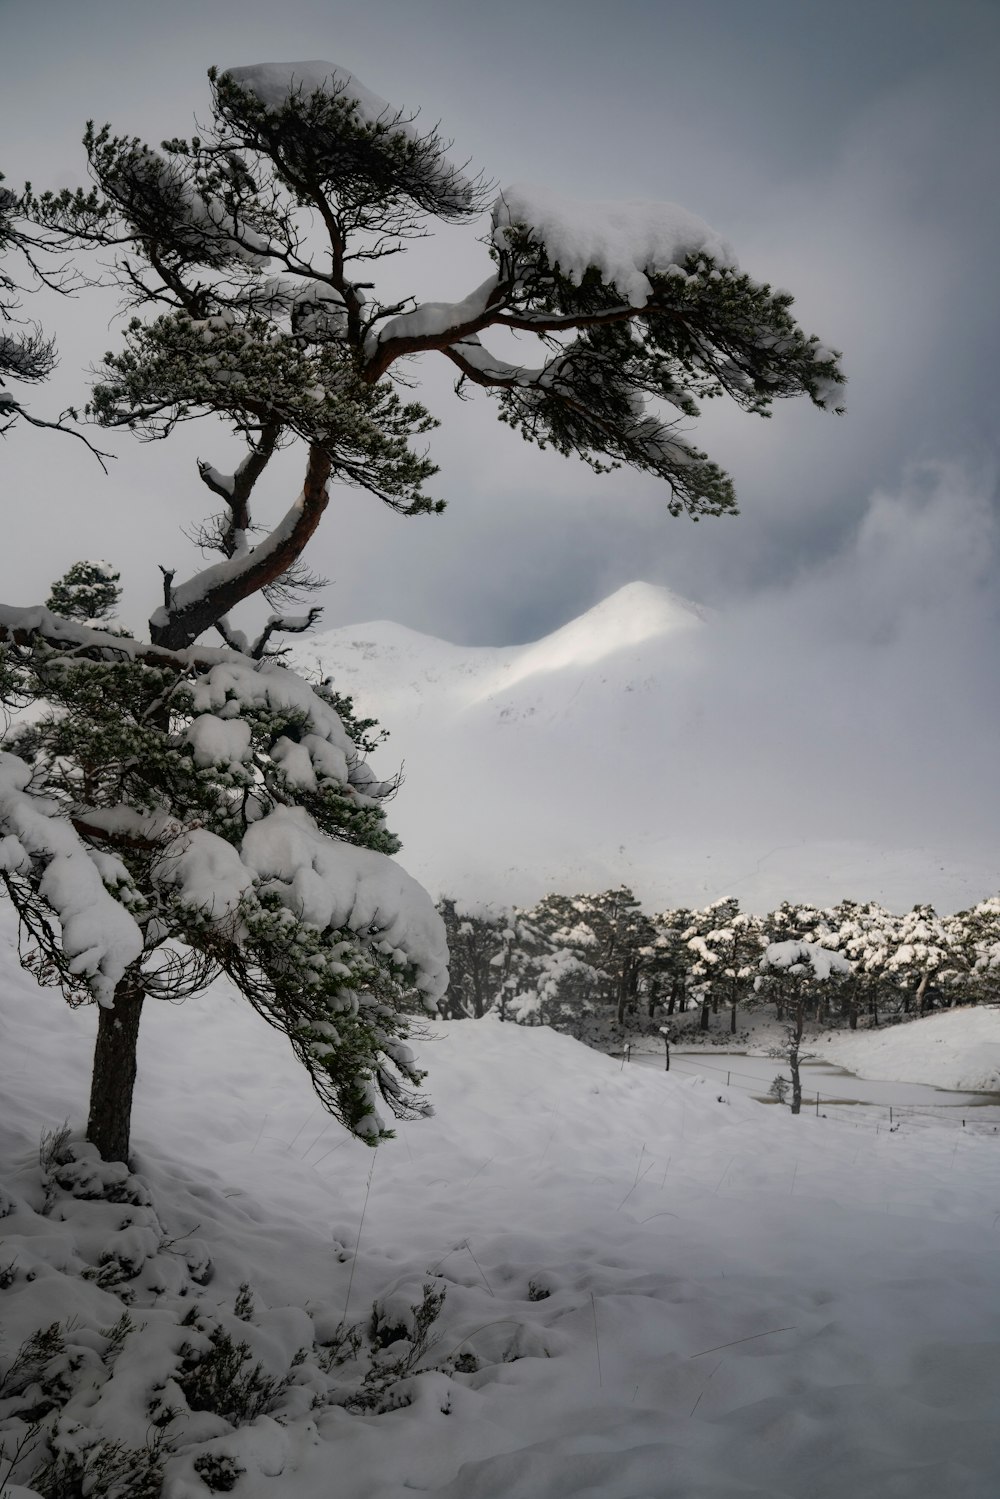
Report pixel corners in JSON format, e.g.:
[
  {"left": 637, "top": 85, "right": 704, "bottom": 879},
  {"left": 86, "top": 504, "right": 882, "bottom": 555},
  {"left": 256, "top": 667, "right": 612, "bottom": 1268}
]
[{"left": 435, "top": 889, "right": 1000, "bottom": 1043}]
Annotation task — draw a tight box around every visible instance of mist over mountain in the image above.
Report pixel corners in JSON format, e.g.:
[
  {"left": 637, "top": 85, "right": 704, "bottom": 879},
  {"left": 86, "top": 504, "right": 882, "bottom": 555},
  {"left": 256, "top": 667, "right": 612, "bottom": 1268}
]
[{"left": 295, "top": 581, "right": 999, "bottom": 914}]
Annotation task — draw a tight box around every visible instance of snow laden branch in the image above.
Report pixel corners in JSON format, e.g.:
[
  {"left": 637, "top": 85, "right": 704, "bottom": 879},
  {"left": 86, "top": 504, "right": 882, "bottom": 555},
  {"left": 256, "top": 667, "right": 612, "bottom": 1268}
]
[
  {"left": 22, "top": 62, "right": 843, "bottom": 652},
  {"left": 368, "top": 184, "right": 845, "bottom": 517},
  {"left": 0, "top": 751, "right": 143, "bottom": 1004},
  {"left": 0, "top": 616, "right": 447, "bottom": 1148}
]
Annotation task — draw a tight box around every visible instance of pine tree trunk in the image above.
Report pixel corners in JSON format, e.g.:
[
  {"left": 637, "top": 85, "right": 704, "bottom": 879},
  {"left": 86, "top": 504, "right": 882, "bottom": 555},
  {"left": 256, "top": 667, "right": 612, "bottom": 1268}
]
[
  {"left": 916, "top": 972, "right": 930, "bottom": 1015},
  {"left": 730, "top": 1000, "right": 738, "bottom": 1034},
  {"left": 700, "top": 999, "right": 710, "bottom": 1032},
  {"left": 789, "top": 1003, "right": 805, "bottom": 1115},
  {"left": 86, "top": 980, "right": 145, "bottom": 1164}
]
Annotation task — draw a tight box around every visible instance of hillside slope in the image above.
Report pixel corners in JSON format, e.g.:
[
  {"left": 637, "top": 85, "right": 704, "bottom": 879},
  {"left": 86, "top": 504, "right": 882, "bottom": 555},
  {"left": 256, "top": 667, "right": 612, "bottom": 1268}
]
[{"left": 295, "top": 583, "right": 999, "bottom": 913}]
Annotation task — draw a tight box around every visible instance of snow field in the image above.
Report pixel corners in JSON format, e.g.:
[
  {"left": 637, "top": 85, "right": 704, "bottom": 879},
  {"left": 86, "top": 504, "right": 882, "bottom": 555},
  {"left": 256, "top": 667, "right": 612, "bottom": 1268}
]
[
  {"left": 820, "top": 1006, "right": 1000, "bottom": 1093},
  {"left": 1, "top": 905, "right": 999, "bottom": 1496}
]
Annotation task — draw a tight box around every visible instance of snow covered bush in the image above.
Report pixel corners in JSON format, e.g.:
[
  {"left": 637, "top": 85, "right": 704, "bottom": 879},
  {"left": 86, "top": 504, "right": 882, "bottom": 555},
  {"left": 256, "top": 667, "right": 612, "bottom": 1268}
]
[{"left": 0, "top": 1142, "right": 458, "bottom": 1496}]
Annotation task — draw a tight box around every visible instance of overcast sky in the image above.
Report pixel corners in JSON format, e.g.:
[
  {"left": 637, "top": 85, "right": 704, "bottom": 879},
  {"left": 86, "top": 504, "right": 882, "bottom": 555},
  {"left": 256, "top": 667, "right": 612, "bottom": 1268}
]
[{"left": 3, "top": 0, "right": 999, "bottom": 896}]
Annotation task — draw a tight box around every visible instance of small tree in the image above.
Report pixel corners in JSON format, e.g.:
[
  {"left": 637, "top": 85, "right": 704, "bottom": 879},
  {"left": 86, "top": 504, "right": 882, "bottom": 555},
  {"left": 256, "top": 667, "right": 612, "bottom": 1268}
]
[
  {"left": 768, "top": 1074, "right": 790, "bottom": 1107},
  {"left": 46, "top": 561, "right": 122, "bottom": 624},
  {"left": 758, "top": 940, "right": 850, "bottom": 1114}
]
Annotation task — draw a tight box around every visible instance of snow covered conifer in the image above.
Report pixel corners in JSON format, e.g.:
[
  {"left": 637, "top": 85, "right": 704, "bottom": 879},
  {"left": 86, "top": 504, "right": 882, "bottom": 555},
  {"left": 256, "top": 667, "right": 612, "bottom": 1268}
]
[
  {"left": 24, "top": 60, "right": 844, "bottom": 638},
  {"left": 758, "top": 941, "right": 850, "bottom": 1113},
  {"left": 512, "top": 888, "right": 655, "bottom": 1032},
  {"left": 0, "top": 631, "right": 447, "bottom": 1162},
  {"left": 885, "top": 905, "right": 957, "bottom": 1016},
  {"left": 684, "top": 898, "right": 764, "bottom": 1035},
  {"left": 46, "top": 560, "right": 122, "bottom": 624},
  {"left": 648, "top": 906, "right": 698, "bottom": 1019},
  {"left": 949, "top": 897, "right": 1000, "bottom": 1003},
  {"left": 3, "top": 57, "right": 844, "bottom": 1165},
  {"left": 436, "top": 898, "right": 510, "bottom": 1018}
]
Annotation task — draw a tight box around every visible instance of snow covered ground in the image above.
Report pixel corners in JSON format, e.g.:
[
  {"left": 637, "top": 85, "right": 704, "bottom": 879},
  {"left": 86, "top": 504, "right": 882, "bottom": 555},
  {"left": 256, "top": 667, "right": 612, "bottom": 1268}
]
[
  {"left": 819, "top": 1006, "right": 1000, "bottom": 1093},
  {"left": 2, "top": 903, "right": 999, "bottom": 1498},
  {"left": 293, "top": 583, "right": 1000, "bottom": 915}
]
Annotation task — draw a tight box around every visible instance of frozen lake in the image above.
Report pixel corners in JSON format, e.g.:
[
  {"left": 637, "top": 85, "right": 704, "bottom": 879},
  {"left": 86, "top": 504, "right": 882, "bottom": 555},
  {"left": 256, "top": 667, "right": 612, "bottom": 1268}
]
[{"left": 631, "top": 1048, "right": 1000, "bottom": 1128}]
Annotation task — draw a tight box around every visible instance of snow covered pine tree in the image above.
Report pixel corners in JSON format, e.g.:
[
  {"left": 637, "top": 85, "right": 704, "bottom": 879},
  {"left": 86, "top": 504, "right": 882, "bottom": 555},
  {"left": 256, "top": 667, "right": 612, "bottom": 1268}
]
[
  {"left": 1, "top": 62, "right": 844, "bottom": 1161},
  {"left": 46, "top": 561, "right": 122, "bottom": 624}
]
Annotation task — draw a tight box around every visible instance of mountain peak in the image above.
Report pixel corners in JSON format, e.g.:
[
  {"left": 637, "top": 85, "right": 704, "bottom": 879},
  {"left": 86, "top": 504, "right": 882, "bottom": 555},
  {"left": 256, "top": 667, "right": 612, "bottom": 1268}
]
[{"left": 508, "top": 581, "right": 705, "bottom": 681}]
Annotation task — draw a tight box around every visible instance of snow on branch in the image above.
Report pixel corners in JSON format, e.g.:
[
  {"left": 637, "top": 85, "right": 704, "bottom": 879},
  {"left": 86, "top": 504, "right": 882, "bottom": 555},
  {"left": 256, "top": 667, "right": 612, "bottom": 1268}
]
[
  {"left": 241, "top": 805, "right": 448, "bottom": 1003},
  {"left": 217, "top": 61, "right": 485, "bottom": 223},
  {"left": 226, "top": 60, "right": 408, "bottom": 130},
  {"left": 760, "top": 941, "right": 852, "bottom": 982},
  {"left": 368, "top": 275, "right": 501, "bottom": 354},
  {"left": 493, "top": 184, "right": 737, "bottom": 308},
  {"left": 0, "top": 752, "right": 143, "bottom": 1004},
  {"left": 0, "top": 602, "right": 235, "bottom": 674}
]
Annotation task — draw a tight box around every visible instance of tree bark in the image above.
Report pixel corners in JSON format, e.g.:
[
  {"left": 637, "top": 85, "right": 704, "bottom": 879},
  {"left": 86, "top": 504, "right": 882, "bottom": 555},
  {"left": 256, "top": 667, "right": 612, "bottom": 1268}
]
[
  {"left": 86, "top": 979, "right": 145, "bottom": 1164},
  {"left": 789, "top": 1003, "right": 805, "bottom": 1115},
  {"left": 789, "top": 1050, "right": 802, "bottom": 1115},
  {"left": 916, "top": 972, "right": 930, "bottom": 1015},
  {"left": 150, "top": 444, "right": 331, "bottom": 651}
]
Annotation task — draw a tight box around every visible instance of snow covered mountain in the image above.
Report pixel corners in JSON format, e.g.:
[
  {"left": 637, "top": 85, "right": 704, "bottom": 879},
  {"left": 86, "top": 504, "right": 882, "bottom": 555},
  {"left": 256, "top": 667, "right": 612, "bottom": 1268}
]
[{"left": 295, "top": 582, "right": 999, "bottom": 913}]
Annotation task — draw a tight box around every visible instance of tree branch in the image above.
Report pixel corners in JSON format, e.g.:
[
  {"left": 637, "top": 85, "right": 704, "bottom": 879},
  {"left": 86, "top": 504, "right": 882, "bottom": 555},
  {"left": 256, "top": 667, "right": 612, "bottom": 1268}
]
[
  {"left": 0, "top": 397, "right": 114, "bottom": 470},
  {"left": 196, "top": 420, "right": 281, "bottom": 559},
  {"left": 0, "top": 604, "right": 232, "bottom": 674},
  {"left": 149, "top": 441, "right": 332, "bottom": 651},
  {"left": 250, "top": 605, "right": 324, "bottom": 659}
]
